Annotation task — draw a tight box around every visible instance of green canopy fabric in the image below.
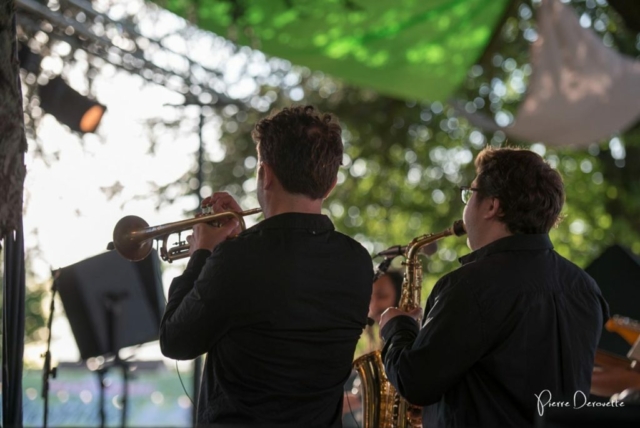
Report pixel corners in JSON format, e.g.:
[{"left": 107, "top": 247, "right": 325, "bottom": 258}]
[{"left": 154, "top": 0, "right": 511, "bottom": 102}]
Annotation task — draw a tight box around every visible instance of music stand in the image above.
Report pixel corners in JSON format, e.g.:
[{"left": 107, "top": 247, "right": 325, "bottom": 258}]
[{"left": 51, "top": 250, "right": 164, "bottom": 428}]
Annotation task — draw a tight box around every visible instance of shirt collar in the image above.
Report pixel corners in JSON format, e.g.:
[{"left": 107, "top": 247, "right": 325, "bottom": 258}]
[
  {"left": 458, "top": 234, "right": 553, "bottom": 265},
  {"left": 249, "top": 212, "right": 335, "bottom": 232}
]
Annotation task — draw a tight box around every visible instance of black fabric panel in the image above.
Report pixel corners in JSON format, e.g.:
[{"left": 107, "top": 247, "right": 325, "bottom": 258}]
[{"left": 586, "top": 245, "right": 640, "bottom": 356}]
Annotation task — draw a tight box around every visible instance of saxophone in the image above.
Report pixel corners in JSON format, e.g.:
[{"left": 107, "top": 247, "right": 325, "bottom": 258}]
[{"left": 353, "top": 220, "right": 466, "bottom": 428}]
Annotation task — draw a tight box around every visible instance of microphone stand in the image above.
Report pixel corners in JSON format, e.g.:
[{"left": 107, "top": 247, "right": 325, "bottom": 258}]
[{"left": 41, "top": 269, "right": 60, "bottom": 428}]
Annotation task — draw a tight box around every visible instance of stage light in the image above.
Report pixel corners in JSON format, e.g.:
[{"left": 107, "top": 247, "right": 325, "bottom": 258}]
[{"left": 38, "top": 76, "right": 106, "bottom": 133}]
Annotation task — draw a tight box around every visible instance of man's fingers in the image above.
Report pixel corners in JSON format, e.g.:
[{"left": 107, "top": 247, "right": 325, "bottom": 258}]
[
  {"left": 212, "top": 200, "right": 227, "bottom": 214},
  {"left": 222, "top": 219, "right": 239, "bottom": 233},
  {"left": 211, "top": 192, "right": 242, "bottom": 213},
  {"left": 408, "top": 307, "right": 423, "bottom": 319}
]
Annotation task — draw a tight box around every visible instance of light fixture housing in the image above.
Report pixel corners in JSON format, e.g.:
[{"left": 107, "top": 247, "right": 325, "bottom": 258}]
[{"left": 38, "top": 76, "right": 106, "bottom": 133}]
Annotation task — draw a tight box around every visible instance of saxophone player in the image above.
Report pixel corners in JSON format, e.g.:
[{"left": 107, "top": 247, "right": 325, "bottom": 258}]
[
  {"left": 160, "top": 106, "right": 373, "bottom": 426},
  {"left": 380, "top": 147, "right": 609, "bottom": 427}
]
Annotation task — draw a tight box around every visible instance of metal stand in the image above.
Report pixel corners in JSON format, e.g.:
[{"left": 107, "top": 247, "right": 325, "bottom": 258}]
[
  {"left": 41, "top": 270, "right": 60, "bottom": 428},
  {"left": 95, "top": 291, "right": 131, "bottom": 428},
  {"left": 97, "top": 366, "right": 108, "bottom": 428},
  {"left": 95, "top": 358, "right": 131, "bottom": 428}
]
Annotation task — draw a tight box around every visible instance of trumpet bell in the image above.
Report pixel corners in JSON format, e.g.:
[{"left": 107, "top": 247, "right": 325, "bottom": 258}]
[{"left": 113, "top": 215, "right": 154, "bottom": 262}]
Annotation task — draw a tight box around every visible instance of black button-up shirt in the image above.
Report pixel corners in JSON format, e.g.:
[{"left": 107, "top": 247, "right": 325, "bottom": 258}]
[
  {"left": 381, "top": 234, "right": 609, "bottom": 428},
  {"left": 160, "top": 213, "right": 373, "bottom": 426}
]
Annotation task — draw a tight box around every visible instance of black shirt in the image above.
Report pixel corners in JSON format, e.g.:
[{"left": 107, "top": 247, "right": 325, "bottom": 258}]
[
  {"left": 381, "top": 234, "right": 609, "bottom": 428},
  {"left": 160, "top": 213, "right": 373, "bottom": 426}
]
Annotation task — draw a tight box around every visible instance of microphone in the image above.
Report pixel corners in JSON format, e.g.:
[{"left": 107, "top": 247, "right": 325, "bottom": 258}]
[
  {"left": 376, "top": 245, "right": 404, "bottom": 258},
  {"left": 373, "top": 257, "right": 393, "bottom": 282},
  {"left": 376, "top": 242, "right": 438, "bottom": 258}
]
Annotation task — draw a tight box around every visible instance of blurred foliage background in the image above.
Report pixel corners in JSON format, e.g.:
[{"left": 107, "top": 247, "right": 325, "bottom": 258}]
[
  {"left": 151, "top": 0, "right": 640, "bottom": 289},
  {"left": 14, "top": 0, "right": 640, "bottom": 352}
]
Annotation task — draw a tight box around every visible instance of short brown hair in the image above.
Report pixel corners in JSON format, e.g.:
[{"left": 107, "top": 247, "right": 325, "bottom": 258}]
[
  {"left": 474, "top": 147, "right": 564, "bottom": 234},
  {"left": 252, "top": 105, "right": 343, "bottom": 200}
]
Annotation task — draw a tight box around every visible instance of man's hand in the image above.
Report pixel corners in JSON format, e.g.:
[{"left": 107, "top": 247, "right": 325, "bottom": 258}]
[
  {"left": 379, "top": 307, "right": 422, "bottom": 332},
  {"left": 187, "top": 219, "right": 238, "bottom": 256},
  {"left": 202, "top": 192, "right": 243, "bottom": 235}
]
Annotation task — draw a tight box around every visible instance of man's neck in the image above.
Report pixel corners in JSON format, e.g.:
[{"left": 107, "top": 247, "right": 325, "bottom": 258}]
[
  {"left": 473, "top": 226, "right": 513, "bottom": 251},
  {"left": 263, "top": 194, "right": 323, "bottom": 218}
]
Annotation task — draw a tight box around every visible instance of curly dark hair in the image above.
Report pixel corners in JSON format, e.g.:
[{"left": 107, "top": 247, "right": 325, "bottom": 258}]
[
  {"left": 251, "top": 105, "right": 343, "bottom": 200},
  {"left": 474, "top": 147, "right": 564, "bottom": 234}
]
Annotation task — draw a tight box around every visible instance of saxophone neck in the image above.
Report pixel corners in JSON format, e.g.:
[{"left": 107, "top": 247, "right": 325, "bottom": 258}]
[
  {"left": 406, "top": 231, "right": 447, "bottom": 259},
  {"left": 399, "top": 220, "right": 466, "bottom": 312}
]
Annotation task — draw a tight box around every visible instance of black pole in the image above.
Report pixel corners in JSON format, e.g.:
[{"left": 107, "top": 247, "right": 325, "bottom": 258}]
[
  {"left": 197, "top": 109, "right": 205, "bottom": 206},
  {"left": 2, "top": 220, "right": 26, "bottom": 428},
  {"left": 192, "top": 357, "right": 202, "bottom": 427},
  {"left": 41, "top": 270, "right": 60, "bottom": 428},
  {"left": 121, "top": 358, "right": 129, "bottom": 428},
  {"left": 104, "top": 291, "right": 130, "bottom": 428},
  {"left": 97, "top": 367, "right": 107, "bottom": 428},
  {"left": 189, "top": 107, "right": 207, "bottom": 427},
  {"left": 162, "top": 103, "right": 206, "bottom": 427}
]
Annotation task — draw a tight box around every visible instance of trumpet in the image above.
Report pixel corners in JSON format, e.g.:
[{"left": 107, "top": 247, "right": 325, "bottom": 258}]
[{"left": 112, "top": 208, "right": 262, "bottom": 262}]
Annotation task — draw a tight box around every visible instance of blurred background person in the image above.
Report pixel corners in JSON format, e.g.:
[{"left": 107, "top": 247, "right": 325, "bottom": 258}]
[
  {"left": 343, "top": 269, "right": 402, "bottom": 427},
  {"left": 368, "top": 270, "right": 403, "bottom": 324}
]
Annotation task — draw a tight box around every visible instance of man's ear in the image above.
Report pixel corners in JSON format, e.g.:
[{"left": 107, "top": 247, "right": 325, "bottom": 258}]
[
  {"left": 322, "top": 176, "right": 338, "bottom": 200},
  {"left": 484, "top": 197, "right": 503, "bottom": 220},
  {"left": 261, "top": 162, "right": 275, "bottom": 190}
]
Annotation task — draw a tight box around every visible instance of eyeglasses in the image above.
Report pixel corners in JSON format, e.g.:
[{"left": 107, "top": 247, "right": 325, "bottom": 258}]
[{"left": 459, "top": 186, "right": 480, "bottom": 204}]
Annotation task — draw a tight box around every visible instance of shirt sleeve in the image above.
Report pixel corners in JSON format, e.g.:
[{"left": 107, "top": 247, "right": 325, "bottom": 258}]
[
  {"left": 381, "top": 276, "right": 488, "bottom": 406},
  {"left": 159, "top": 246, "right": 238, "bottom": 360}
]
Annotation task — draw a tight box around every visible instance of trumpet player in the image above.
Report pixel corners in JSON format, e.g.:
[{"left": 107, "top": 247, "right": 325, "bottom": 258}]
[
  {"left": 379, "top": 147, "right": 609, "bottom": 427},
  {"left": 159, "top": 106, "right": 373, "bottom": 427}
]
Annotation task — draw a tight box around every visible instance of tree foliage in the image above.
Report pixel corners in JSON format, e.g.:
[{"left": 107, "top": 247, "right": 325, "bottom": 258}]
[
  {"left": 20, "top": 0, "right": 640, "bottom": 347},
  {"left": 175, "top": 0, "right": 640, "bottom": 294}
]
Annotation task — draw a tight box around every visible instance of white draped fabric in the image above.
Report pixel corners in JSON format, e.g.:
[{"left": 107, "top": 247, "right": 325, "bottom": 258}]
[{"left": 457, "top": 0, "right": 640, "bottom": 148}]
